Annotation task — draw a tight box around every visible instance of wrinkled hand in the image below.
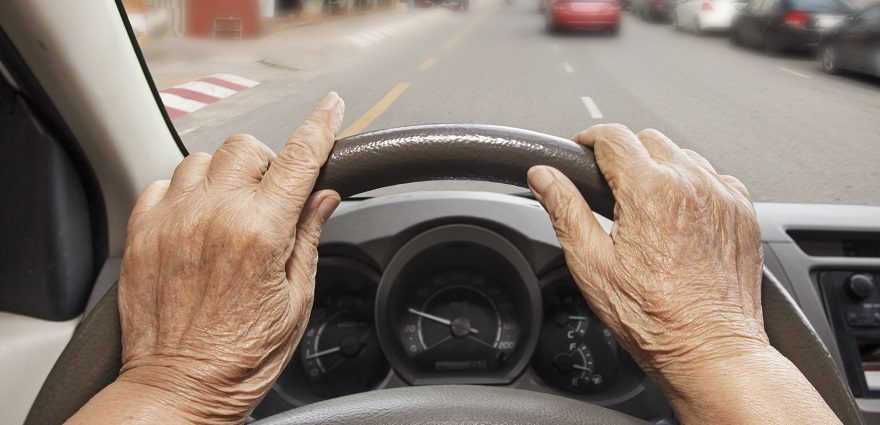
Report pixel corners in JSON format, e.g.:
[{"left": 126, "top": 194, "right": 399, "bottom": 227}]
[
  {"left": 115, "top": 93, "right": 345, "bottom": 423},
  {"left": 527, "top": 124, "right": 767, "bottom": 387}
]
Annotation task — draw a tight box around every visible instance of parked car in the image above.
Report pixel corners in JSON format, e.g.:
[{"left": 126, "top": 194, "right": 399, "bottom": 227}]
[
  {"left": 730, "top": 0, "right": 853, "bottom": 52},
  {"left": 673, "top": 0, "right": 747, "bottom": 34},
  {"left": 545, "top": 0, "right": 622, "bottom": 33},
  {"left": 631, "top": 0, "right": 676, "bottom": 21},
  {"left": 819, "top": 3, "right": 880, "bottom": 76}
]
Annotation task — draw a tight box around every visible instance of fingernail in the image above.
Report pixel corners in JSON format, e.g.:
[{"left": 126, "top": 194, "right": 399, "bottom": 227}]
[
  {"left": 329, "top": 97, "right": 345, "bottom": 135},
  {"left": 316, "top": 91, "right": 340, "bottom": 112},
  {"left": 528, "top": 166, "right": 556, "bottom": 196},
  {"left": 316, "top": 192, "right": 341, "bottom": 222}
]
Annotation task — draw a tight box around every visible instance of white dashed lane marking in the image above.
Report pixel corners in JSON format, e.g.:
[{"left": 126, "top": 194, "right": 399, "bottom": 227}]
[
  {"left": 563, "top": 62, "right": 574, "bottom": 73},
  {"left": 777, "top": 66, "right": 812, "bottom": 79},
  {"left": 580, "top": 96, "right": 604, "bottom": 119}
]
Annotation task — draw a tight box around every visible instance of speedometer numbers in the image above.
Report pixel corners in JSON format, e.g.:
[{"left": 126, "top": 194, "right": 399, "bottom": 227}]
[
  {"left": 534, "top": 289, "right": 619, "bottom": 394},
  {"left": 399, "top": 271, "right": 520, "bottom": 373}
]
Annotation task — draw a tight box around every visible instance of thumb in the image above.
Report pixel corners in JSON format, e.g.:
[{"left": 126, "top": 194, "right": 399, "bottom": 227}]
[
  {"left": 527, "top": 166, "right": 613, "bottom": 282},
  {"left": 286, "top": 190, "right": 341, "bottom": 285}
]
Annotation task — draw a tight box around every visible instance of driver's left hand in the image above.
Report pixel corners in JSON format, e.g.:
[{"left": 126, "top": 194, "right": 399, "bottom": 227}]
[{"left": 114, "top": 92, "right": 344, "bottom": 423}]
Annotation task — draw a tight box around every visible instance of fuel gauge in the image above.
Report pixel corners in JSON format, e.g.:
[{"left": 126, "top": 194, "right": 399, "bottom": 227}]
[{"left": 533, "top": 283, "right": 619, "bottom": 393}]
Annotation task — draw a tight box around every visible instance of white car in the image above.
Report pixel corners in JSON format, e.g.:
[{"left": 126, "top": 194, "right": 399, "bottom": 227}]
[{"left": 673, "top": 0, "right": 745, "bottom": 34}]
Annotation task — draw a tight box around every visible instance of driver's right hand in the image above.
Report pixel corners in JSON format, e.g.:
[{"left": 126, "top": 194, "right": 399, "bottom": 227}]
[{"left": 526, "top": 124, "right": 768, "bottom": 391}]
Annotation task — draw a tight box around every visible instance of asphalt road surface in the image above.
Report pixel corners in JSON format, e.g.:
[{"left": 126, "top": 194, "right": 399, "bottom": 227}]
[{"left": 169, "top": 0, "right": 880, "bottom": 205}]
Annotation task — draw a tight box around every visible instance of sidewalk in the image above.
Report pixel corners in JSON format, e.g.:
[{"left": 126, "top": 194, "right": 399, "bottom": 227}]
[{"left": 142, "top": 5, "right": 448, "bottom": 89}]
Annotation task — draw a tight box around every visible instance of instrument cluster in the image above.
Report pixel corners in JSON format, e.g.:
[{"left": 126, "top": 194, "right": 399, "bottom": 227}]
[{"left": 272, "top": 224, "right": 646, "bottom": 409}]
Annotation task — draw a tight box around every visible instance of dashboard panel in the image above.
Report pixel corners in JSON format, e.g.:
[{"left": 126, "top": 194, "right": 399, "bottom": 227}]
[
  {"left": 255, "top": 193, "right": 880, "bottom": 423},
  {"left": 252, "top": 192, "right": 668, "bottom": 421}
]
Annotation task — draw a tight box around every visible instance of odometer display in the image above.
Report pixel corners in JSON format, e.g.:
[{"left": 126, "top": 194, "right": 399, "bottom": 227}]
[{"left": 399, "top": 270, "right": 520, "bottom": 373}]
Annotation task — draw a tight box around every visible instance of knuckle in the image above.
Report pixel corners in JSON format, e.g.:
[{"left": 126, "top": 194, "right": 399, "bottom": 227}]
[
  {"left": 222, "top": 133, "right": 261, "bottom": 150},
  {"left": 601, "top": 125, "right": 638, "bottom": 152},
  {"left": 637, "top": 128, "right": 664, "bottom": 139},
  {"left": 217, "top": 134, "right": 274, "bottom": 169},
  {"left": 187, "top": 151, "right": 213, "bottom": 161},
  {"left": 601, "top": 123, "right": 633, "bottom": 139},
  {"left": 175, "top": 152, "right": 212, "bottom": 172},
  {"left": 276, "top": 142, "right": 322, "bottom": 173},
  {"left": 144, "top": 179, "right": 170, "bottom": 193},
  {"left": 299, "top": 117, "right": 334, "bottom": 141}
]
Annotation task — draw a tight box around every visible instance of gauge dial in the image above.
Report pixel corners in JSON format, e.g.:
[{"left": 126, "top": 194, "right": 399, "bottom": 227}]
[
  {"left": 282, "top": 259, "right": 389, "bottom": 401},
  {"left": 534, "top": 287, "right": 619, "bottom": 393},
  {"left": 399, "top": 270, "right": 520, "bottom": 373}
]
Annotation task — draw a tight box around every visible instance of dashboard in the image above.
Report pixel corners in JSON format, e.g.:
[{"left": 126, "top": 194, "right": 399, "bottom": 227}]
[
  {"left": 251, "top": 190, "right": 880, "bottom": 423},
  {"left": 253, "top": 191, "right": 668, "bottom": 421}
]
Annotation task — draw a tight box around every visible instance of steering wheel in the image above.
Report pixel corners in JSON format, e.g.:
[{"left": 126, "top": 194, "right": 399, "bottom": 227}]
[{"left": 25, "top": 125, "right": 862, "bottom": 425}]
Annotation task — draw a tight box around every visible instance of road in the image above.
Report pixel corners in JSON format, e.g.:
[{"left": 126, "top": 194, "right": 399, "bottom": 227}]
[{"left": 167, "top": 0, "right": 880, "bottom": 205}]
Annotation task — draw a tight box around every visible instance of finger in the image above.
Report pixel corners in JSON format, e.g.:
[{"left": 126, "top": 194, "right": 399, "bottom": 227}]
[
  {"left": 719, "top": 175, "right": 751, "bottom": 200},
  {"left": 166, "top": 152, "right": 212, "bottom": 196},
  {"left": 128, "top": 180, "right": 170, "bottom": 232},
  {"left": 682, "top": 149, "right": 718, "bottom": 175},
  {"left": 571, "top": 124, "right": 655, "bottom": 193},
  {"left": 261, "top": 92, "right": 345, "bottom": 221},
  {"left": 528, "top": 166, "right": 612, "bottom": 285},
  {"left": 286, "top": 190, "right": 341, "bottom": 284},
  {"left": 637, "top": 129, "right": 687, "bottom": 165},
  {"left": 207, "top": 133, "right": 276, "bottom": 187}
]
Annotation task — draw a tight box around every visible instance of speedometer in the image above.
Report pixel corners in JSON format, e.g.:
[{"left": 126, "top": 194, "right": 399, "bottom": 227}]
[
  {"left": 375, "top": 224, "right": 542, "bottom": 386},
  {"left": 399, "top": 271, "right": 520, "bottom": 372}
]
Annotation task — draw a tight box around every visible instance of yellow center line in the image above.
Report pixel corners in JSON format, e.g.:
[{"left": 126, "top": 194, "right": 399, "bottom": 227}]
[
  {"left": 339, "top": 82, "right": 411, "bottom": 138},
  {"left": 418, "top": 8, "right": 494, "bottom": 71},
  {"left": 419, "top": 57, "right": 438, "bottom": 70},
  {"left": 443, "top": 10, "right": 492, "bottom": 51}
]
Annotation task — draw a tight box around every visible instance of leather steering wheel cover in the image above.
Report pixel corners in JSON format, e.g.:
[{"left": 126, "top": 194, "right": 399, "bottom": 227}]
[
  {"left": 26, "top": 125, "right": 863, "bottom": 425},
  {"left": 253, "top": 385, "right": 649, "bottom": 425},
  {"left": 312, "top": 124, "right": 616, "bottom": 218}
]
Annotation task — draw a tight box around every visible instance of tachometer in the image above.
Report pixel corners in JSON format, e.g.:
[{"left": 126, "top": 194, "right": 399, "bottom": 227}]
[
  {"left": 399, "top": 270, "right": 520, "bottom": 372},
  {"left": 299, "top": 293, "right": 385, "bottom": 398},
  {"left": 275, "top": 258, "right": 389, "bottom": 403}
]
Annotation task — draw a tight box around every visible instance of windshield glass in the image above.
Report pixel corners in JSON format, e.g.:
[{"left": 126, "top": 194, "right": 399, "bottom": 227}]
[{"left": 123, "top": 0, "right": 879, "bottom": 204}]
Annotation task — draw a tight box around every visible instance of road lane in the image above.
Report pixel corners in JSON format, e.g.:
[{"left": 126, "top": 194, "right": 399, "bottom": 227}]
[
  {"left": 359, "top": 1, "right": 880, "bottom": 204},
  {"left": 174, "top": 0, "right": 880, "bottom": 205}
]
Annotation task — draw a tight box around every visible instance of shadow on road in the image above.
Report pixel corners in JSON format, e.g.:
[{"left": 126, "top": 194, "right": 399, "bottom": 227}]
[
  {"left": 831, "top": 71, "right": 880, "bottom": 91},
  {"left": 544, "top": 28, "right": 619, "bottom": 38}
]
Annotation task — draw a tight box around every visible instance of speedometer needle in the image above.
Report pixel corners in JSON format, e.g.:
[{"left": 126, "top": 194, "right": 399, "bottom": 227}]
[
  {"left": 306, "top": 346, "right": 341, "bottom": 360},
  {"left": 407, "top": 308, "right": 480, "bottom": 335}
]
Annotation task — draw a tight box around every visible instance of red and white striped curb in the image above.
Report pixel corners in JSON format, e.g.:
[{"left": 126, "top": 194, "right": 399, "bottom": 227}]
[{"left": 159, "top": 73, "right": 260, "bottom": 119}]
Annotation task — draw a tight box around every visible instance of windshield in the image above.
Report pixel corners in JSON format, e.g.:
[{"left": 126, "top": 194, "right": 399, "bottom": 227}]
[{"left": 123, "top": 0, "right": 879, "bottom": 205}]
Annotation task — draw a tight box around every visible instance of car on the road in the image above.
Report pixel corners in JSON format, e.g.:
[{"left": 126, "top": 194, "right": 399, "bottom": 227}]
[
  {"left": 819, "top": 3, "right": 880, "bottom": 76},
  {"left": 673, "top": 0, "right": 747, "bottom": 34},
  {"left": 729, "top": 0, "right": 853, "bottom": 52},
  {"left": 545, "top": 0, "right": 622, "bottom": 33},
  {"left": 630, "top": 0, "right": 676, "bottom": 21}
]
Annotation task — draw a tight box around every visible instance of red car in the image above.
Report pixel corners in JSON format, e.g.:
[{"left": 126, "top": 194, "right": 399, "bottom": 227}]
[{"left": 545, "top": 0, "right": 622, "bottom": 34}]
